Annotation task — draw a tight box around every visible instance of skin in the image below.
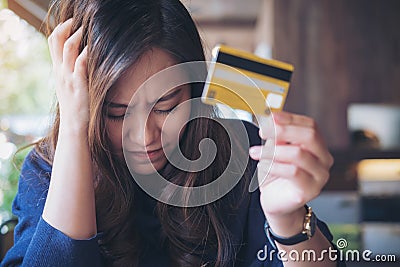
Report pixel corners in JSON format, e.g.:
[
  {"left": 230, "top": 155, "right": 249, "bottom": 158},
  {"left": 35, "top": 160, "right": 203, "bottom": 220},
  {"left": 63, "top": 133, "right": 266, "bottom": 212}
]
[
  {"left": 43, "top": 18, "right": 336, "bottom": 266},
  {"left": 42, "top": 19, "right": 96, "bottom": 239},
  {"left": 250, "top": 113, "right": 335, "bottom": 266},
  {"left": 105, "top": 49, "right": 191, "bottom": 175}
]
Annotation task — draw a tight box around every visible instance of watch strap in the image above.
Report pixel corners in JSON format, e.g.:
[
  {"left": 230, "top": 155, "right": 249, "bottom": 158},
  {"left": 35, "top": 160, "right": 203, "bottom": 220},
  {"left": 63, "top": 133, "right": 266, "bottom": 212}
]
[{"left": 264, "top": 205, "right": 316, "bottom": 249}]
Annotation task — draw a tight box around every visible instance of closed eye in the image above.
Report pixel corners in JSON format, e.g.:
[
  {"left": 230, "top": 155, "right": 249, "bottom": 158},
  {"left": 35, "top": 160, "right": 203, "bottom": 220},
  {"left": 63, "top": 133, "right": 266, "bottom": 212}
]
[
  {"left": 153, "top": 105, "right": 177, "bottom": 115},
  {"left": 104, "top": 100, "right": 128, "bottom": 122},
  {"left": 107, "top": 113, "right": 125, "bottom": 121}
]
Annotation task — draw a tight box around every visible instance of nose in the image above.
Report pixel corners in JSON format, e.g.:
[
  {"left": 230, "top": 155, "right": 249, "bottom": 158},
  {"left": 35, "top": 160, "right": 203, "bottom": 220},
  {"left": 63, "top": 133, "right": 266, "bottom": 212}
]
[{"left": 124, "top": 111, "right": 158, "bottom": 150}]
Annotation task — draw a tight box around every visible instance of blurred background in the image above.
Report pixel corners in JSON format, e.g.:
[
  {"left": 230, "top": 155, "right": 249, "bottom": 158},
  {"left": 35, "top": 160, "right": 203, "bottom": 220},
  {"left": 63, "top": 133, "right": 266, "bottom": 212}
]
[{"left": 0, "top": 0, "right": 399, "bottom": 265}]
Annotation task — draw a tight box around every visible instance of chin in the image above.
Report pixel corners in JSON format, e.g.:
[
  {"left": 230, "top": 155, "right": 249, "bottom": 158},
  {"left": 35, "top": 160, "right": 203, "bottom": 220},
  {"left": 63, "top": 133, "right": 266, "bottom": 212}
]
[{"left": 128, "top": 159, "right": 167, "bottom": 175}]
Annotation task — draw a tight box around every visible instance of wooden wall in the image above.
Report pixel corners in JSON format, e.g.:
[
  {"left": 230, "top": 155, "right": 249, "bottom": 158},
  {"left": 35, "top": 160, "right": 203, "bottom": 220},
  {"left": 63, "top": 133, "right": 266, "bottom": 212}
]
[{"left": 273, "top": 0, "right": 400, "bottom": 148}]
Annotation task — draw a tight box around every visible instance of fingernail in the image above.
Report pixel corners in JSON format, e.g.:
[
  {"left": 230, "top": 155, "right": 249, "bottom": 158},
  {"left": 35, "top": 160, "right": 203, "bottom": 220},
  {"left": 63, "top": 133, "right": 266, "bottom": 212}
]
[
  {"left": 272, "top": 112, "right": 283, "bottom": 119},
  {"left": 63, "top": 18, "right": 73, "bottom": 24},
  {"left": 259, "top": 128, "right": 269, "bottom": 140},
  {"left": 249, "top": 146, "right": 262, "bottom": 158},
  {"left": 272, "top": 112, "right": 288, "bottom": 123}
]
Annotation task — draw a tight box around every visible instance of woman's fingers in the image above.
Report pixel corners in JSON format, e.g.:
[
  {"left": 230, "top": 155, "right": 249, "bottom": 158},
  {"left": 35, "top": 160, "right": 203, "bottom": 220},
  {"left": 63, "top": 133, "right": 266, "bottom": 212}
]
[
  {"left": 74, "top": 46, "right": 88, "bottom": 84},
  {"left": 255, "top": 111, "right": 334, "bottom": 217},
  {"left": 47, "top": 18, "right": 90, "bottom": 129},
  {"left": 252, "top": 127, "right": 333, "bottom": 169},
  {"left": 257, "top": 111, "right": 314, "bottom": 139},
  {"left": 258, "top": 160, "right": 323, "bottom": 203},
  {"left": 48, "top": 19, "right": 85, "bottom": 74},
  {"left": 252, "top": 145, "right": 330, "bottom": 185},
  {"left": 257, "top": 113, "right": 333, "bottom": 168},
  {"left": 63, "top": 27, "right": 84, "bottom": 72},
  {"left": 276, "top": 124, "right": 333, "bottom": 168},
  {"left": 273, "top": 111, "right": 316, "bottom": 128},
  {"left": 48, "top": 18, "right": 73, "bottom": 67}
]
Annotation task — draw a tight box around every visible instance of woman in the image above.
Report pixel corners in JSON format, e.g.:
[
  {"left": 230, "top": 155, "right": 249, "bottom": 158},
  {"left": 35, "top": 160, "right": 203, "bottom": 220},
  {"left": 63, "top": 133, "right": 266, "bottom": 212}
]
[{"left": 2, "top": 0, "right": 344, "bottom": 266}]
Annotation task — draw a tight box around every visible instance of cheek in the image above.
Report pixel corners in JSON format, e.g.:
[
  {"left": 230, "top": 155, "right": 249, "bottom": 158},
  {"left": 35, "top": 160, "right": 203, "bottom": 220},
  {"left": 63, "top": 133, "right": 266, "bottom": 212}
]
[
  {"left": 106, "top": 121, "right": 123, "bottom": 151},
  {"left": 161, "top": 102, "right": 191, "bottom": 146}
]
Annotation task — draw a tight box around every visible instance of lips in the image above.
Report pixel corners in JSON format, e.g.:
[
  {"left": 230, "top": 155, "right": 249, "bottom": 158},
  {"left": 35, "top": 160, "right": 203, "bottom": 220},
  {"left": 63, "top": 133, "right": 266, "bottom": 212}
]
[{"left": 128, "top": 148, "right": 164, "bottom": 162}]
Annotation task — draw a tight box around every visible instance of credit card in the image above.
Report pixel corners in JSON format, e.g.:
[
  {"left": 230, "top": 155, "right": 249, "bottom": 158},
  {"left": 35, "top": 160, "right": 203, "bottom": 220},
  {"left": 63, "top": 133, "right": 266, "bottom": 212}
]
[{"left": 201, "top": 44, "right": 294, "bottom": 115}]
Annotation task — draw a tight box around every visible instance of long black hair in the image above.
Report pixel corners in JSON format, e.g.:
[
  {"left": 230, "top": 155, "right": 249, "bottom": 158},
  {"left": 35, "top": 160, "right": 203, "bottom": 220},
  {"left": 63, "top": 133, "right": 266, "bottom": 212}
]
[{"left": 41, "top": 0, "right": 251, "bottom": 266}]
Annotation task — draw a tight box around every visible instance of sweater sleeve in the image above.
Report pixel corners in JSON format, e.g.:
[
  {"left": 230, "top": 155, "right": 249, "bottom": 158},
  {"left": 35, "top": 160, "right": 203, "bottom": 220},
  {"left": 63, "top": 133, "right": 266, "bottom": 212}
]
[{"left": 1, "top": 149, "right": 103, "bottom": 267}]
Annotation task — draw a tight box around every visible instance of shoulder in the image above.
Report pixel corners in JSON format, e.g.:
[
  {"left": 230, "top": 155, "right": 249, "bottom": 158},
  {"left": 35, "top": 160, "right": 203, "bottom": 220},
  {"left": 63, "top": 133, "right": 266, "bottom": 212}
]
[
  {"left": 19, "top": 147, "right": 52, "bottom": 188},
  {"left": 14, "top": 148, "right": 52, "bottom": 212},
  {"left": 20, "top": 147, "right": 52, "bottom": 175}
]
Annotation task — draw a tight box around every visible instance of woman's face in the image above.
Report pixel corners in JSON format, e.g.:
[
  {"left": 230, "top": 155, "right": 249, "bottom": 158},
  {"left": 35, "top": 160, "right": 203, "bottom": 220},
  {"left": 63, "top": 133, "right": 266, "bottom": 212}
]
[{"left": 105, "top": 48, "right": 191, "bottom": 174}]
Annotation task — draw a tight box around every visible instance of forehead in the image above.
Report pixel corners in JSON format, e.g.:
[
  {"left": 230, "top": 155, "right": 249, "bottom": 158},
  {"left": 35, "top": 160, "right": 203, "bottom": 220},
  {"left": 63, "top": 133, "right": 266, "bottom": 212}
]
[{"left": 107, "top": 48, "right": 181, "bottom": 104}]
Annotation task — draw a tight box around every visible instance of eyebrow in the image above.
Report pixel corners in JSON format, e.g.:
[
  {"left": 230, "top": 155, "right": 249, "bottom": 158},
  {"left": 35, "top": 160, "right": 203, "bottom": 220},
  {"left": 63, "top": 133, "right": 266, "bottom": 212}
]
[
  {"left": 105, "top": 102, "right": 128, "bottom": 108},
  {"left": 105, "top": 88, "right": 183, "bottom": 108},
  {"left": 154, "top": 88, "right": 182, "bottom": 104}
]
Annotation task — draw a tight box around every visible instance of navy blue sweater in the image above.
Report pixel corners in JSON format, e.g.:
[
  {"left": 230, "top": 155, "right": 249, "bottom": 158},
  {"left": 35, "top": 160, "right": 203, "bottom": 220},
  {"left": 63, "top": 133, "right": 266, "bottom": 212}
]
[{"left": 1, "top": 121, "right": 343, "bottom": 266}]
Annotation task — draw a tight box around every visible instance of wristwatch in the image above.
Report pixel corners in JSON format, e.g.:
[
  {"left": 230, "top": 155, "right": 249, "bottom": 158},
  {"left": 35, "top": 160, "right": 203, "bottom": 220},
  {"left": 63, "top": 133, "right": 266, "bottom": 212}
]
[{"left": 264, "top": 205, "right": 316, "bottom": 249}]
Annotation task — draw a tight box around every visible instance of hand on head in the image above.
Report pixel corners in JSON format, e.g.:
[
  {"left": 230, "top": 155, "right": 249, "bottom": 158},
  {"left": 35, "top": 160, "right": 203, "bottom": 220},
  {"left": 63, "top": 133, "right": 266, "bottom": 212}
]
[{"left": 48, "top": 18, "right": 89, "bottom": 132}]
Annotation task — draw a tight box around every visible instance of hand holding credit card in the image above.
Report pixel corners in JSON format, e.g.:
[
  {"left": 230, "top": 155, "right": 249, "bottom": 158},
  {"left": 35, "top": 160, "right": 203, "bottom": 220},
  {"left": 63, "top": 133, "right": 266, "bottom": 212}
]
[{"left": 201, "top": 44, "right": 294, "bottom": 115}]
